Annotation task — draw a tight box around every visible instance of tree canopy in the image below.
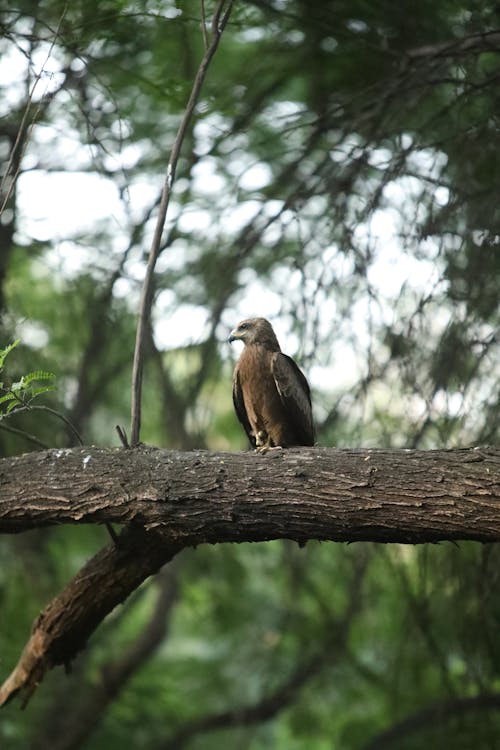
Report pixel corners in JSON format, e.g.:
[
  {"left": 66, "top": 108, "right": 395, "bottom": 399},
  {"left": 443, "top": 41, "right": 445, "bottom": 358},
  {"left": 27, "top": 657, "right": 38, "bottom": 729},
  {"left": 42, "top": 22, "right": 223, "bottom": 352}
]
[{"left": 0, "top": 1, "right": 499, "bottom": 748}]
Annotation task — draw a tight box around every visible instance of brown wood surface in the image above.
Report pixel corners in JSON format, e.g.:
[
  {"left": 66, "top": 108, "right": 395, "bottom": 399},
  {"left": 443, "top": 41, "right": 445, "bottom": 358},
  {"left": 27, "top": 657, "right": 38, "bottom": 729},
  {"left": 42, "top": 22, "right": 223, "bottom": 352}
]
[
  {"left": 0, "top": 444, "right": 499, "bottom": 707},
  {"left": 1, "top": 445, "right": 499, "bottom": 542}
]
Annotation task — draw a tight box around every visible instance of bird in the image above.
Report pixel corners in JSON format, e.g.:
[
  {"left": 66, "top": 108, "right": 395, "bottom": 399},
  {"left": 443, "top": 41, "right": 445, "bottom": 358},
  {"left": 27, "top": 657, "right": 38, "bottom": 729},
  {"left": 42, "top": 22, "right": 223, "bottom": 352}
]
[{"left": 229, "top": 317, "right": 314, "bottom": 451}]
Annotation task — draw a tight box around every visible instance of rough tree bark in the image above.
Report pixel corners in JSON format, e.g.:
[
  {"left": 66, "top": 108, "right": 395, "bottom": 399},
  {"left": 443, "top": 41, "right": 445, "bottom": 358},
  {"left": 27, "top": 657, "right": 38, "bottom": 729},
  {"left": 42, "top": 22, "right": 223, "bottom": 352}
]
[
  {"left": 0, "top": 444, "right": 499, "bottom": 707},
  {"left": 1, "top": 445, "right": 499, "bottom": 540}
]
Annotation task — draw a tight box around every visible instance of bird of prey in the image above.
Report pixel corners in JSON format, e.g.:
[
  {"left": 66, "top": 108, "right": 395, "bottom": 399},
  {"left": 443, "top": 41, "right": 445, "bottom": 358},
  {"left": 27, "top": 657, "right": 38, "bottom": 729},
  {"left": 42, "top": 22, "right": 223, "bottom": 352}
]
[{"left": 229, "top": 317, "right": 314, "bottom": 451}]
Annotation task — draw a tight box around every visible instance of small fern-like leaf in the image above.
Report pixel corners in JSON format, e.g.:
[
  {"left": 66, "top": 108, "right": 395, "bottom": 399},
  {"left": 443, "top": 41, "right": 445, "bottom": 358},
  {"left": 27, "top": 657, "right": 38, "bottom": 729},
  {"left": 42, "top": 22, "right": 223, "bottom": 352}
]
[
  {"left": 0, "top": 392, "right": 18, "bottom": 406},
  {"left": 22, "top": 370, "right": 56, "bottom": 386},
  {"left": 0, "top": 340, "right": 20, "bottom": 370}
]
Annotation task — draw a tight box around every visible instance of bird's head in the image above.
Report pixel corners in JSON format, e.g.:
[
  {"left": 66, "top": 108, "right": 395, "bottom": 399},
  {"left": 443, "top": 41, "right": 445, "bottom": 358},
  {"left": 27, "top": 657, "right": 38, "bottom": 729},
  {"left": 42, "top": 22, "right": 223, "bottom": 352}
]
[{"left": 228, "top": 317, "right": 281, "bottom": 350}]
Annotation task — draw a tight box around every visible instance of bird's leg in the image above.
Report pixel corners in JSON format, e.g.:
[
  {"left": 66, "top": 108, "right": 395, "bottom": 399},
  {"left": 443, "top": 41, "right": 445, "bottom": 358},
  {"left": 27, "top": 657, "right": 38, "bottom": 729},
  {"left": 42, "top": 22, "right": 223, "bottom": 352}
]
[
  {"left": 255, "top": 430, "right": 268, "bottom": 451},
  {"left": 255, "top": 430, "right": 282, "bottom": 454}
]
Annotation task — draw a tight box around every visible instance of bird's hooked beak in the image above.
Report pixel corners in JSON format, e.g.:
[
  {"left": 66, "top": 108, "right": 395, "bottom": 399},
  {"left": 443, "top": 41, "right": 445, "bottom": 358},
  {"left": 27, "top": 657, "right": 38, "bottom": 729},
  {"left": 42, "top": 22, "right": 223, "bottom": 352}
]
[{"left": 228, "top": 327, "right": 240, "bottom": 343}]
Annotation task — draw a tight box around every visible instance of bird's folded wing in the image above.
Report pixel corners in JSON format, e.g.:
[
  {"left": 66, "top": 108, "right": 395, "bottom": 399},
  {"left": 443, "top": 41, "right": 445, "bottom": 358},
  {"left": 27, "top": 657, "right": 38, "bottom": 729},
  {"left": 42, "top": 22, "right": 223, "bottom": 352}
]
[{"left": 271, "top": 353, "right": 314, "bottom": 445}]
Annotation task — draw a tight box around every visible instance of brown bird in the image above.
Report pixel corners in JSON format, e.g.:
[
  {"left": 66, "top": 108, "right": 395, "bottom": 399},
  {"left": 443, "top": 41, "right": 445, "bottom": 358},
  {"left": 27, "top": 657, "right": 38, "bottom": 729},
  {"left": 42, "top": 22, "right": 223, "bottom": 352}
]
[{"left": 229, "top": 317, "right": 314, "bottom": 451}]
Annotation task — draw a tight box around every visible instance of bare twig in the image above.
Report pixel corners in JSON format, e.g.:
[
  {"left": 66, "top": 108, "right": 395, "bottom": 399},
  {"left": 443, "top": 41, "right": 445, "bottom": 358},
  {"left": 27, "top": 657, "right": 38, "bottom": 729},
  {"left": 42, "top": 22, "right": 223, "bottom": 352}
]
[
  {"left": 3, "top": 403, "right": 83, "bottom": 446},
  {"left": 160, "top": 554, "right": 368, "bottom": 749},
  {"left": 0, "top": 422, "right": 48, "bottom": 449},
  {"left": 31, "top": 404, "right": 81, "bottom": 445},
  {"left": 363, "top": 692, "right": 500, "bottom": 750},
  {"left": 200, "top": 0, "right": 209, "bottom": 50},
  {"left": 129, "top": 0, "right": 234, "bottom": 446},
  {"left": 407, "top": 30, "right": 500, "bottom": 59},
  {"left": 115, "top": 424, "right": 130, "bottom": 448},
  {"left": 0, "top": 2, "right": 69, "bottom": 216}
]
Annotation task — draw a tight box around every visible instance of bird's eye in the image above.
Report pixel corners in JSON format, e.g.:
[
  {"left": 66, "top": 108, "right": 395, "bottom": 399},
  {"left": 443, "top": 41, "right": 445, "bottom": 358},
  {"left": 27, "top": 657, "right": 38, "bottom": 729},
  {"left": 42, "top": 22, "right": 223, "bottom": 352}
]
[{"left": 239, "top": 323, "right": 249, "bottom": 330}]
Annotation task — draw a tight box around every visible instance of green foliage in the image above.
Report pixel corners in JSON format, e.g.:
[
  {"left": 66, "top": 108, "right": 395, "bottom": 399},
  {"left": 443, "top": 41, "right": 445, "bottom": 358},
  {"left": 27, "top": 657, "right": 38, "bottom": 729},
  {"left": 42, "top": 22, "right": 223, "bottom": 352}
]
[
  {"left": 0, "top": 0, "right": 499, "bottom": 748},
  {"left": 0, "top": 340, "right": 55, "bottom": 417}
]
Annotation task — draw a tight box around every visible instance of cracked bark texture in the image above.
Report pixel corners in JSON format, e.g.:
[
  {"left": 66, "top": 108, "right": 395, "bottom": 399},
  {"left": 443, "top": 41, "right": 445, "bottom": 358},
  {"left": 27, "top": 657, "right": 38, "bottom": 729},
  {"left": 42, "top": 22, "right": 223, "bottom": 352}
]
[
  {"left": 0, "top": 444, "right": 499, "bottom": 707},
  {"left": 1, "top": 445, "right": 499, "bottom": 542}
]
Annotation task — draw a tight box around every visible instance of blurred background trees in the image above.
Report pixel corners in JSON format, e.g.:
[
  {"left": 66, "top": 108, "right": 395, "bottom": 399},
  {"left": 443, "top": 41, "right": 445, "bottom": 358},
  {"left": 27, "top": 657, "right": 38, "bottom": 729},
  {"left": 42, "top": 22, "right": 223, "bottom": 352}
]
[{"left": 0, "top": 0, "right": 499, "bottom": 747}]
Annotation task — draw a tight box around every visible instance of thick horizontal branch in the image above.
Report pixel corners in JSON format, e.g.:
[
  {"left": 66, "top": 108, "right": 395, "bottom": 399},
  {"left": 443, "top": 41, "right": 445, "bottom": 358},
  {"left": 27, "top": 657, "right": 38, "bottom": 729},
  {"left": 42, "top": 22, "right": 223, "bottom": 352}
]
[
  {"left": 0, "top": 445, "right": 499, "bottom": 708},
  {"left": 1, "top": 445, "right": 499, "bottom": 543}
]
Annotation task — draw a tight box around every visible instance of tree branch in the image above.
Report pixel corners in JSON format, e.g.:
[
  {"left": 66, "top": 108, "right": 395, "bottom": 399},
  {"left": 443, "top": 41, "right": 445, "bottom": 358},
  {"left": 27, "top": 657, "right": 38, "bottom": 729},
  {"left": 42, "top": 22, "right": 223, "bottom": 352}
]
[
  {"left": 130, "top": 0, "right": 234, "bottom": 446},
  {"left": 0, "top": 446, "right": 498, "bottom": 542},
  {"left": 363, "top": 692, "right": 500, "bottom": 750},
  {"left": 0, "top": 524, "right": 182, "bottom": 708},
  {"left": 407, "top": 30, "right": 500, "bottom": 59},
  {"left": 161, "top": 553, "right": 368, "bottom": 749},
  {"left": 0, "top": 445, "right": 499, "bottom": 707},
  {"left": 29, "top": 565, "right": 179, "bottom": 750}
]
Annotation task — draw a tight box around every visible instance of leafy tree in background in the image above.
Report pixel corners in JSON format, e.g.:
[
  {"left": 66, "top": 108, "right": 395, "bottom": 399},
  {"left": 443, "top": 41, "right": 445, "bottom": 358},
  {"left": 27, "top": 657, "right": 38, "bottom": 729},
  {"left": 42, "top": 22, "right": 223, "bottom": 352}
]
[{"left": 0, "top": 1, "right": 499, "bottom": 748}]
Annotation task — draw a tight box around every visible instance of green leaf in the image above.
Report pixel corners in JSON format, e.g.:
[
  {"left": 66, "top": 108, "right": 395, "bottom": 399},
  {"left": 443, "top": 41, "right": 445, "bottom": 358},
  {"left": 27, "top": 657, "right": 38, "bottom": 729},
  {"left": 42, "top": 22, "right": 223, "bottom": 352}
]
[
  {"left": 22, "top": 370, "right": 56, "bottom": 386},
  {"left": 0, "top": 339, "right": 20, "bottom": 370},
  {"left": 0, "top": 392, "right": 18, "bottom": 407}
]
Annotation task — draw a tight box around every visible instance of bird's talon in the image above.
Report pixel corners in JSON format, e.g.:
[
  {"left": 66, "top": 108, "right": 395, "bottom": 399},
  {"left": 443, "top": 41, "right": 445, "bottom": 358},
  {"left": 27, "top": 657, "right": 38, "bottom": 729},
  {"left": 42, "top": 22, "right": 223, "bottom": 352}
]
[
  {"left": 254, "top": 445, "right": 282, "bottom": 455},
  {"left": 255, "top": 430, "right": 267, "bottom": 447}
]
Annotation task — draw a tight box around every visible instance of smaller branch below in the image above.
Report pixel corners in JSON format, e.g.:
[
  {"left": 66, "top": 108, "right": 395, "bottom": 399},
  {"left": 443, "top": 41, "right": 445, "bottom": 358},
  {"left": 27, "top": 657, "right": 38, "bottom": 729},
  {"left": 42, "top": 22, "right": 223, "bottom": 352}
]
[
  {"left": 0, "top": 445, "right": 499, "bottom": 708},
  {"left": 363, "top": 692, "right": 500, "bottom": 750},
  {"left": 0, "top": 525, "right": 182, "bottom": 708}
]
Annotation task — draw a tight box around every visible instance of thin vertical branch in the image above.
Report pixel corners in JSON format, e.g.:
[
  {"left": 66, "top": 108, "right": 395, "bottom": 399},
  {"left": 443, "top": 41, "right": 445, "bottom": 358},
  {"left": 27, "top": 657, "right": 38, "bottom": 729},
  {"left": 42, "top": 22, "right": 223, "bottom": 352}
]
[
  {"left": 130, "top": 0, "right": 235, "bottom": 446},
  {"left": 0, "top": 2, "right": 69, "bottom": 217},
  {"left": 200, "top": 0, "right": 209, "bottom": 50}
]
